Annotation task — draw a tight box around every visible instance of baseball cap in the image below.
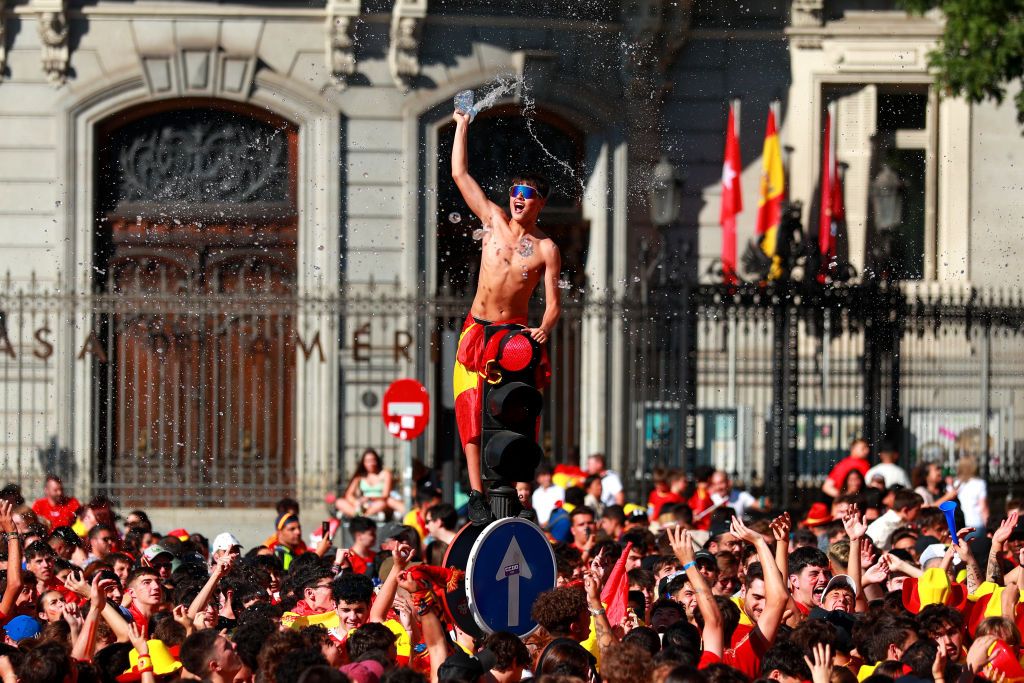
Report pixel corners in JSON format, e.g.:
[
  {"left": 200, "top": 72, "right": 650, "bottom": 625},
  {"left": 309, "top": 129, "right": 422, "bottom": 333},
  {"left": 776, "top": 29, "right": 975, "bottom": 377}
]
[
  {"left": 823, "top": 574, "right": 856, "bottom": 598},
  {"left": 4, "top": 615, "right": 40, "bottom": 642},
  {"left": 212, "top": 532, "right": 242, "bottom": 553},
  {"left": 918, "top": 543, "right": 947, "bottom": 568},
  {"left": 338, "top": 660, "right": 384, "bottom": 683},
  {"left": 141, "top": 544, "right": 173, "bottom": 565},
  {"left": 694, "top": 550, "right": 717, "bottom": 567}
]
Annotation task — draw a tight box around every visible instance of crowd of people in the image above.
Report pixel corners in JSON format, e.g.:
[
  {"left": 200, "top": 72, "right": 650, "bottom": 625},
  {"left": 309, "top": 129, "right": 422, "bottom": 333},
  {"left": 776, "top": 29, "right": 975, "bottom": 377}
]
[{"left": 0, "top": 441, "right": 1014, "bottom": 683}]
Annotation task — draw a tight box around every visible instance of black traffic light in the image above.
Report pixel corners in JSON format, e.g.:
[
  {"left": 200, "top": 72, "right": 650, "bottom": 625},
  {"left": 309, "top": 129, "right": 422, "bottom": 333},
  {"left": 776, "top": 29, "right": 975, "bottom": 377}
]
[{"left": 480, "top": 325, "right": 544, "bottom": 484}]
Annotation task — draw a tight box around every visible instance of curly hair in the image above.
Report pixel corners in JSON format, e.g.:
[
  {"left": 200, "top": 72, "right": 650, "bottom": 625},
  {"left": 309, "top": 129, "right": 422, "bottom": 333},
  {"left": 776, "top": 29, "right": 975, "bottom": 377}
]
[
  {"left": 347, "top": 623, "right": 397, "bottom": 661},
  {"left": 530, "top": 586, "right": 587, "bottom": 637},
  {"left": 257, "top": 630, "right": 307, "bottom": 683}
]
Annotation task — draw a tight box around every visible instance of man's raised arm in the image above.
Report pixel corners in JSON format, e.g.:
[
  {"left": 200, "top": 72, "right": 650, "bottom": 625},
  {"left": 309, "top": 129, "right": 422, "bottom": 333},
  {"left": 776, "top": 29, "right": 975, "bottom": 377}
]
[{"left": 451, "top": 112, "right": 504, "bottom": 228}]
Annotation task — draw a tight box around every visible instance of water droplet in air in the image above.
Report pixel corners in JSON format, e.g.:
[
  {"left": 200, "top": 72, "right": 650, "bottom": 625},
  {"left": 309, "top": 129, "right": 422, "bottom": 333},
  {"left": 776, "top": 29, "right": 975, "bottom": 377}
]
[
  {"left": 558, "top": 278, "right": 571, "bottom": 290},
  {"left": 318, "top": 245, "right": 325, "bottom": 251},
  {"left": 633, "top": 276, "right": 641, "bottom": 283},
  {"left": 55, "top": 200, "right": 62, "bottom": 208},
  {"left": 448, "top": 212, "right": 461, "bottom": 224}
]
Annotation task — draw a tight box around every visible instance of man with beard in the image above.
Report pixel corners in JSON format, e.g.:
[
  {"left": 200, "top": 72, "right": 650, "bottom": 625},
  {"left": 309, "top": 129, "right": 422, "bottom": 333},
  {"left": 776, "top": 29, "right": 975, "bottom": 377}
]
[{"left": 787, "top": 546, "right": 832, "bottom": 617}]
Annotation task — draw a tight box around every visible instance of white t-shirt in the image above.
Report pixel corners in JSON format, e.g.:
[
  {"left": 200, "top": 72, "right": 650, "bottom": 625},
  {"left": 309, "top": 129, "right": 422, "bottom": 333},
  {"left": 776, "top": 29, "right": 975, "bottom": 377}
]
[
  {"left": 600, "top": 471, "right": 623, "bottom": 507},
  {"left": 958, "top": 478, "right": 988, "bottom": 529},
  {"left": 864, "top": 463, "right": 910, "bottom": 489},
  {"left": 532, "top": 484, "right": 564, "bottom": 526}
]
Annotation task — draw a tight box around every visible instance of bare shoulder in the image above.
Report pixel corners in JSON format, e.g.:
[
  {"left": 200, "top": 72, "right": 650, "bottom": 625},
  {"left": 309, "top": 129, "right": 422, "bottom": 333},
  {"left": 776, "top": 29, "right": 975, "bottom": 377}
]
[{"left": 536, "top": 233, "right": 561, "bottom": 261}]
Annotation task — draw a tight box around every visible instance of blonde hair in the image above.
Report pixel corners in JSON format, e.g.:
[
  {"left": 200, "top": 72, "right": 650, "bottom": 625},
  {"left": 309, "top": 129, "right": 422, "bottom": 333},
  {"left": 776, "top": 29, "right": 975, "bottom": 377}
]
[
  {"left": 977, "top": 616, "right": 1021, "bottom": 649},
  {"left": 957, "top": 455, "right": 979, "bottom": 481}
]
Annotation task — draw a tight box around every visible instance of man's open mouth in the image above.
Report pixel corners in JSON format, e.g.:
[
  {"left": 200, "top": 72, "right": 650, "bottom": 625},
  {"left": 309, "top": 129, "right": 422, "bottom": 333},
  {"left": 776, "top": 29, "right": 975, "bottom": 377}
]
[{"left": 513, "top": 200, "right": 525, "bottom": 212}]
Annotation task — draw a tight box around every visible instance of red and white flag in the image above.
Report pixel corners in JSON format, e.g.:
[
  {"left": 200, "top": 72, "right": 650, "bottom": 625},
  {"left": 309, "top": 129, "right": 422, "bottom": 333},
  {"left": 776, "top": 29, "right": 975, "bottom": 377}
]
[
  {"left": 720, "top": 99, "right": 742, "bottom": 285},
  {"left": 818, "top": 102, "right": 843, "bottom": 281}
]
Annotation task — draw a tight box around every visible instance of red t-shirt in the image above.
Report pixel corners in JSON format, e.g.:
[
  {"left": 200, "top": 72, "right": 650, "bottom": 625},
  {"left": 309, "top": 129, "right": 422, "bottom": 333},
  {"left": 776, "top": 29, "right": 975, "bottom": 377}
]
[
  {"left": 689, "top": 489, "right": 713, "bottom": 530},
  {"left": 349, "top": 550, "right": 377, "bottom": 576},
  {"left": 826, "top": 456, "right": 869, "bottom": 489},
  {"left": 32, "top": 497, "right": 80, "bottom": 528},
  {"left": 128, "top": 603, "right": 149, "bottom": 638},
  {"left": 698, "top": 651, "right": 721, "bottom": 669},
  {"left": 723, "top": 630, "right": 768, "bottom": 679},
  {"left": 648, "top": 490, "right": 684, "bottom": 521}
]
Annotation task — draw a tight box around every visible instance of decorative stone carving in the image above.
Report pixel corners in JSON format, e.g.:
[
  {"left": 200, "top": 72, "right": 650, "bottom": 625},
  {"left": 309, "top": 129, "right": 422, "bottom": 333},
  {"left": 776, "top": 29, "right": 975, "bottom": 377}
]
[
  {"left": 0, "top": 0, "right": 8, "bottom": 83},
  {"left": 326, "top": 0, "right": 359, "bottom": 89},
  {"left": 791, "top": 0, "right": 825, "bottom": 27},
  {"left": 621, "top": 0, "right": 693, "bottom": 101},
  {"left": 38, "top": 9, "right": 69, "bottom": 86},
  {"left": 108, "top": 109, "right": 290, "bottom": 211},
  {"left": 388, "top": 0, "right": 427, "bottom": 90}
]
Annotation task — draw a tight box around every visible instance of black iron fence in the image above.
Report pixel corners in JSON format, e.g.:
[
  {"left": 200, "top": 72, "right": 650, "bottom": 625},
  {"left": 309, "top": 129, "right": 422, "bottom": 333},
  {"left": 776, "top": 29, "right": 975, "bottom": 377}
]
[{"left": 0, "top": 275, "right": 1021, "bottom": 509}]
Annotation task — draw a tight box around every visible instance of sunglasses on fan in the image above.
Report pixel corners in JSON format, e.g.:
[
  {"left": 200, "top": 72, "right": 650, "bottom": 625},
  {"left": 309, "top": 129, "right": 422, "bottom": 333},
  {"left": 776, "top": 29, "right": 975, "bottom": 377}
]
[{"left": 508, "top": 184, "right": 544, "bottom": 200}]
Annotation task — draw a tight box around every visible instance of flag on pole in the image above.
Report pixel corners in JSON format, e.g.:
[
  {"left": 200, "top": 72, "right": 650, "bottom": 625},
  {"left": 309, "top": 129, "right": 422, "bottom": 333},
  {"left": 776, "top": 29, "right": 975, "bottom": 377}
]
[
  {"left": 720, "top": 99, "right": 742, "bottom": 285},
  {"left": 755, "top": 103, "right": 785, "bottom": 279},
  {"left": 818, "top": 102, "right": 840, "bottom": 281}
]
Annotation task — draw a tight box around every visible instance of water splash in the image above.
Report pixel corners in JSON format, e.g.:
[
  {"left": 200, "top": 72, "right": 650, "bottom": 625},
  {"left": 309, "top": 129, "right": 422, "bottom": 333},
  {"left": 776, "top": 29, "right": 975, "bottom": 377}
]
[
  {"left": 471, "top": 225, "right": 491, "bottom": 241},
  {"left": 471, "top": 73, "right": 586, "bottom": 197},
  {"left": 448, "top": 211, "right": 462, "bottom": 224}
]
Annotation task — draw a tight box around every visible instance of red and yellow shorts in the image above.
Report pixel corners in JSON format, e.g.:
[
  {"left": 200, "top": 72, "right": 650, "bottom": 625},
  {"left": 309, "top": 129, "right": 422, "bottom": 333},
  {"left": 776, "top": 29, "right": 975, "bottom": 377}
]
[{"left": 452, "top": 314, "right": 549, "bottom": 448}]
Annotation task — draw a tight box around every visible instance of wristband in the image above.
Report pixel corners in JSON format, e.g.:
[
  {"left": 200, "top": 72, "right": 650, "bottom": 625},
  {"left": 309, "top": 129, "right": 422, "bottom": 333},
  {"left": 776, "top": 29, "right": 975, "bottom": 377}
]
[
  {"left": 588, "top": 606, "right": 605, "bottom": 616},
  {"left": 682, "top": 561, "right": 695, "bottom": 571},
  {"left": 137, "top": 667, "right": 154, "bottom": 675}
]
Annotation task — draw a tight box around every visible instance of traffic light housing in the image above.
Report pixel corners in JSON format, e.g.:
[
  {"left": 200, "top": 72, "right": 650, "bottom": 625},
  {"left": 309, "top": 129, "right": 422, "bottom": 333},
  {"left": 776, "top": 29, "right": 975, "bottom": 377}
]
[{"left": 480, "top": 325, "right": 544, "bottom": 484}]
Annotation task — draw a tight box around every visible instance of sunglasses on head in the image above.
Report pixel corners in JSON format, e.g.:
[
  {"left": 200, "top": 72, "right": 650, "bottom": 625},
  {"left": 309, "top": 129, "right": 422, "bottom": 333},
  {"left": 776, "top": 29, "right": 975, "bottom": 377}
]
[{"left": 509, "top": 184, "right": 543, "bottom": 200}]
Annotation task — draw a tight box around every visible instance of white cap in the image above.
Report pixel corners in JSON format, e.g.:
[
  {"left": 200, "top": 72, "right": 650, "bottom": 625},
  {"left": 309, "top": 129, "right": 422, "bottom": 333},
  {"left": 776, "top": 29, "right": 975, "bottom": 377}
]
[
  {"left": 919, "top": 543, "right": 948, "bottom": 569},
  {"left": 824, "top": 574, "right": 857, "bottom": 598},
  {"left": 212, "top": 532, "right": 242, "bottom": 553}
]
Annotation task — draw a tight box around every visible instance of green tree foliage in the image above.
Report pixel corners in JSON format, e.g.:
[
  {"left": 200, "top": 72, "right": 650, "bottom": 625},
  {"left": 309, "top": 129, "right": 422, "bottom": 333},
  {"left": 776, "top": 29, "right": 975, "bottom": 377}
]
[{"left": 900, "top": 0, "right": 1024, "bottom": 123}]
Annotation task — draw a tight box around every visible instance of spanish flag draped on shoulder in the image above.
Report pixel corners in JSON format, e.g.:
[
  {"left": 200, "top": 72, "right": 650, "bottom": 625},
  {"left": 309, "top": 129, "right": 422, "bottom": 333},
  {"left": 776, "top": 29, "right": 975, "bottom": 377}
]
[{"left": 755, "top": 104, "right": 785, "bottom": 280}]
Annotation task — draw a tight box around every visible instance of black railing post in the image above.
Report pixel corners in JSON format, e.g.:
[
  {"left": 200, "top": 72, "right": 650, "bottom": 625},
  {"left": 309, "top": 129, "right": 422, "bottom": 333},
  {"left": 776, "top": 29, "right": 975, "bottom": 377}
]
[
  {"left": 770, "top": 284, "right": 799, "bottom": 507},
  {"left": 681, "top": 281, "right": 698, "bottom": 476}
]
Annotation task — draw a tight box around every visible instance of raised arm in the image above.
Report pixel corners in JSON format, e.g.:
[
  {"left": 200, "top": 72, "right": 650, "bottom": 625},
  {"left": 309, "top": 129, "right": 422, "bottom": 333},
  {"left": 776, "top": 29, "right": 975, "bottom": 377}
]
[
  {"left": 733, "top": 516, "right": 787, "bottom": 645},
  {"left": 989, "top": 511, "right": 1018, "bottom": 584},
  {"left": 0, "top": 503, "right": 22, "bottom": 619},
  {"left": 451, "top": 112, "right": 505, "bottom": 228},
  {"left": 370, "top": 542, "right": 412, "bottom": 623},
  {"left": 770, "top": 512, "right": 791, "bottom": 581},
  {"left": 187, "top": 556, "right": 233, "bottom": 619},
  {"left": 668, "top": 526, "right": 723, "bottom": 656}
]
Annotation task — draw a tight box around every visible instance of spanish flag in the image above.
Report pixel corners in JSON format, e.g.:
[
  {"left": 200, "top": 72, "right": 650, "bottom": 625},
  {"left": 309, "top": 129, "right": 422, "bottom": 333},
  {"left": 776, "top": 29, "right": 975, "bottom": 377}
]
[{"left": 755, "top": 104, "right": 785, "bottom": 279}]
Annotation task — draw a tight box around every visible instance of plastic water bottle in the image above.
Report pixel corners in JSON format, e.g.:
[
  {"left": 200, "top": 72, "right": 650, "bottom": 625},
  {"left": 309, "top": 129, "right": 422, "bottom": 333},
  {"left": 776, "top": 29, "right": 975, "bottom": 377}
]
[{"left": 454, "top": 90, "right": 477, "bottom": 122}]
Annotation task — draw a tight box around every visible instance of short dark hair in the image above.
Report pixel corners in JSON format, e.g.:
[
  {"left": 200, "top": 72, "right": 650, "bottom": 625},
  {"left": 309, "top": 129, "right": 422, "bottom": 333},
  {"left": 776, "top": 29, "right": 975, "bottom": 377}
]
[
  {"left": 426, "top": 503, "right": 457, "bottom": 530},
  {"left": 918, "top": 603, "right": 965, "bottom": 635},
  {"left": 346, "top": 623, "right": 396, "bottom": 660},
  {"left": 349, "top": 516, "right": 377, "bottom": 535},
  {"left": 744, "top": 561, "right": 764, "bottom": 588},
  {"left": 622, "top": 626, "right": 662, "bottom": 656},
  {"left": 531, "top": 586, "right": 587, "bottom": 636},
  {"left": 854, "top": 612, "right": 917, "bottom": 664},
  {"left": 763, "top": 640, "right": 812, "bottom": 680},
  {"left": 88, "top": 524, "right": 114, "bottom": 540},
  {"left": 24, "top": 540, "right": 54, "bottom": 562},
  {"left": 583, "top": 474, "right": 602, "bottom": 490},
  {"left": 602, "top": 505, "right": 626, "bottom": 525},
  {"left": 901, "top": 639, "right": 939, "bottom": 678},
  {"left": 511, "top": 172, "right": 550, "bottom": 198},
  {"left": 125, "top": 566, "right": 159, "bottom": 589},
  {"left": 180, "top": 629, "right": 221, "bottom": 677},
  {"left": 276, "top": 497, "right": 300, "bottom": 516},
  {"left": 789, "top": 546, "right": 830, "bottom": 577},
  {"left": 17, "top": 641, "right": 71, "bottom": 683},
  {"left": 569, "top": 505, "right": 595, "bottom": 522},
  {"left": 892, "top": 489, "right": 924, "bottom": 512}
]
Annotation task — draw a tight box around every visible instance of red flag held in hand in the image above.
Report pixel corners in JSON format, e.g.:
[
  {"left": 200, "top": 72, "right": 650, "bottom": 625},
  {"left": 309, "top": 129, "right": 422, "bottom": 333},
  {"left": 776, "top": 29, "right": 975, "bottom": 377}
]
[{"left": 600, "top": 541, "right": 634, "bottom": 626}]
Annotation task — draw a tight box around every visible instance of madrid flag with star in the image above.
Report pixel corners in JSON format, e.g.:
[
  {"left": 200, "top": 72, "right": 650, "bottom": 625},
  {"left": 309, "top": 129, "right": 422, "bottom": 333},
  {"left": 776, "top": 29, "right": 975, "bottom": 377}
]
[{"left": 720, "top": 100, "right": 742, "bottom": 285}]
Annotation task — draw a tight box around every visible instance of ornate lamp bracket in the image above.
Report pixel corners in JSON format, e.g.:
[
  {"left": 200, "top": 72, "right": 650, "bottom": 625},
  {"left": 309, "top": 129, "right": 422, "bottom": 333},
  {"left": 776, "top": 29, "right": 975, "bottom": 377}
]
[{"left": 388, "top": 0, "right": 427, "bottom": 91}]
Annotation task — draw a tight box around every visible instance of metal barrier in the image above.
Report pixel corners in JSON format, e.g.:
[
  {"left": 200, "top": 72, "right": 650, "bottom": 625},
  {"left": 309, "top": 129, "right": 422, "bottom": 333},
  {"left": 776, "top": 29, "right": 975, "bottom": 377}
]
[{"left": 0, "top": 274, "right": 1021, "bottom": 509}]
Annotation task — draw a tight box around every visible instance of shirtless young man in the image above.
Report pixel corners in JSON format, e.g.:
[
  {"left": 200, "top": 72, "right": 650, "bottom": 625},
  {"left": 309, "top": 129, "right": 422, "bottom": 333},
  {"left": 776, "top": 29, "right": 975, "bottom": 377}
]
[{"left": 450, "top": 108, "right": 562, "bottom": 523}]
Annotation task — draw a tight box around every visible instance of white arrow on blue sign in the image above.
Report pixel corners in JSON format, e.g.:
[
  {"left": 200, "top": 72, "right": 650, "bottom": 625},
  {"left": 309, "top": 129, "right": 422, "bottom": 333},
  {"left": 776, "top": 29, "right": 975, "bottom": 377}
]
[{"left": 465, "top": 517, "right": 556, "bottom": 637}]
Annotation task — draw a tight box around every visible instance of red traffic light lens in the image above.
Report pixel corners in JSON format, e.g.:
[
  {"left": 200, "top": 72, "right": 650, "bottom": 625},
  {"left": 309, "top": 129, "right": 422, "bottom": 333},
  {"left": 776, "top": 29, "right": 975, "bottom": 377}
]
[{"left": 499, "top": 333, "right": 534, "bottom": 371}]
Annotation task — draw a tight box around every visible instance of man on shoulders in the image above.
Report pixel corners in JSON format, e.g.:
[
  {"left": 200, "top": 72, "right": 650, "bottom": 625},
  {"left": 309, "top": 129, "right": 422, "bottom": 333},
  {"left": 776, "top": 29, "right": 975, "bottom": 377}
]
[
  {"left": 821, "top": 439, "right": 871, "bottom": 499},
  {"left": 31, "top": 475, "right": 79, "bottom": 529}
]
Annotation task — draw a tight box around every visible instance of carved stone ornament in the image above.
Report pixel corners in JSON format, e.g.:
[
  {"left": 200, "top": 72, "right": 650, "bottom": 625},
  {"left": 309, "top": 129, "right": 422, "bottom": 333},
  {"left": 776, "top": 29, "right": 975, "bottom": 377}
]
[
  {"left": 621, "top": 0, "right": 693, "bottom": 100},
  {"left": 326, "top": 0, "right": 359, "bottom": 89},
  {"left": 37, "top": 9, "right": 69, "bottom": 86},
  {"left": 0, "top": 0, "right": 8, "bottom": 83},
  {"left": 791, "top": 0, "right": 825, "bottom": 27},
  {"left": 108, "top": 109, "right": 290, "bottom": 214},
  {"left": 388, "top": 0, "right": 427, "bottom": 90}
]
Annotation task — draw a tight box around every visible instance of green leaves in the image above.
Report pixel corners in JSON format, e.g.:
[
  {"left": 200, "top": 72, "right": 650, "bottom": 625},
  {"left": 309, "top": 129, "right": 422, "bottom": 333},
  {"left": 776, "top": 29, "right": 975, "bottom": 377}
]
[{"left": 899, "top": 0, "right": 1024, "bottom": 124}]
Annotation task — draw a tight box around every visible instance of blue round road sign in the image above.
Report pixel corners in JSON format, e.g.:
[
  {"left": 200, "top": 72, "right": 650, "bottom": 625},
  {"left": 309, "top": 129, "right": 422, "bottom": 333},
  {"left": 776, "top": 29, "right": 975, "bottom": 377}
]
[{"left": 465, "top": 517, "right": 556, "bottom": 637}]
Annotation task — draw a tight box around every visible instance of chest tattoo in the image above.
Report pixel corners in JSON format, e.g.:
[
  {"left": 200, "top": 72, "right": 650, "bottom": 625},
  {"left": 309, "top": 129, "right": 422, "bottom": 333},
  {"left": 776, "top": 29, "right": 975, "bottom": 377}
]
[{"left": 517, "top": 237, "right": 534, "bottom": 259}]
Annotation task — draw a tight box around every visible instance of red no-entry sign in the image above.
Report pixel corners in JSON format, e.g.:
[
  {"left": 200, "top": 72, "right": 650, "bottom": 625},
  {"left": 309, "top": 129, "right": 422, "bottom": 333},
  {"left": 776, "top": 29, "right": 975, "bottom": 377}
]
[{"left": 382, "top": 378, "right": 430, "bottom": 440}]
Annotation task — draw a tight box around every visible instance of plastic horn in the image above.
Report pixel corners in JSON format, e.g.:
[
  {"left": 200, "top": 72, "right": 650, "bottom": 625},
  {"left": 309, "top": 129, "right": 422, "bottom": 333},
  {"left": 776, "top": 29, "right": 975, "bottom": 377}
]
[{"left": 939, "top": 500, "right": 959, "bottom": 543}]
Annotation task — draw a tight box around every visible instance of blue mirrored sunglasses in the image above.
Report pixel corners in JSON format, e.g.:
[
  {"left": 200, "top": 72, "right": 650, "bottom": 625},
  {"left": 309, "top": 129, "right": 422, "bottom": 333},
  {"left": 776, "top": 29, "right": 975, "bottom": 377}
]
[{"left": 509, "top": 184, "right": 542, "bottom": 200}]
